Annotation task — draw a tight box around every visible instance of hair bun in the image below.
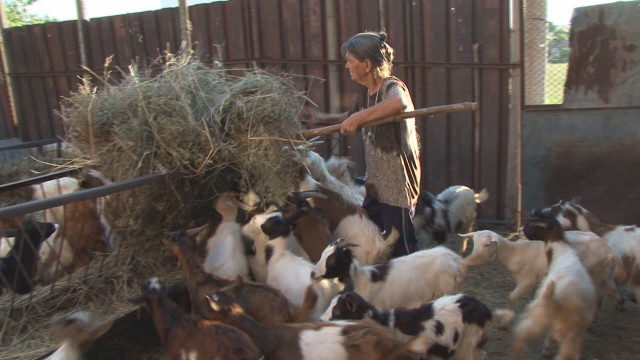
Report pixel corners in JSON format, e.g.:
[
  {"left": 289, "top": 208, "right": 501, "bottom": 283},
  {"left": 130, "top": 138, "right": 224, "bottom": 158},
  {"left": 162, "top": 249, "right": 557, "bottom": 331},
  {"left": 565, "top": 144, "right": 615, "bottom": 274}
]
[{"left": 378, "top": 32, "right": 387, "bottom": 42}]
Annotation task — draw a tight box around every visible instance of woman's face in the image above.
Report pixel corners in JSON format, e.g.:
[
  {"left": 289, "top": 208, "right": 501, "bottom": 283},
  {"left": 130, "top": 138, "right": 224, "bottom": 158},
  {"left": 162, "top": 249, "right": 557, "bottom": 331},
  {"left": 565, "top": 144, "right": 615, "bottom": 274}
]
[{"left": 345, "top": 52, "right": 369, "bottom": 84}]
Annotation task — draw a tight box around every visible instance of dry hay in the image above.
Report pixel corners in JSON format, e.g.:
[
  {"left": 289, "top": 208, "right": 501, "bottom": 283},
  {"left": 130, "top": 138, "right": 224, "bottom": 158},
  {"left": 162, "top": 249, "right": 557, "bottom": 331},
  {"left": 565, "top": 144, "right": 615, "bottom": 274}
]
[{"left": 61, "top": 52, "right": 312, "bottom": 238}]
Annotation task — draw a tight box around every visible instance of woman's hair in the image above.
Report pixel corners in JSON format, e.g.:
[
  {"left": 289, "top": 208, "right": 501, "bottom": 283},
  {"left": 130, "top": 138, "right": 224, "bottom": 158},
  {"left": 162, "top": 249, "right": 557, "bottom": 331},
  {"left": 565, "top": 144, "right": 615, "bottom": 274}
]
[{"left": 341, "top": 31, "right": 394, "bottom": 80}]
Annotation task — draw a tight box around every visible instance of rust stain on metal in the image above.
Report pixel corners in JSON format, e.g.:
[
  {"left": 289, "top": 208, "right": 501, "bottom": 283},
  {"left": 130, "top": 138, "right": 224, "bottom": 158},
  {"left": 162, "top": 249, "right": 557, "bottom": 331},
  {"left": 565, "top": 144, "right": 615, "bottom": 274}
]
[{"left": 565, "top": 8, "right": 639, "bottom": 104}]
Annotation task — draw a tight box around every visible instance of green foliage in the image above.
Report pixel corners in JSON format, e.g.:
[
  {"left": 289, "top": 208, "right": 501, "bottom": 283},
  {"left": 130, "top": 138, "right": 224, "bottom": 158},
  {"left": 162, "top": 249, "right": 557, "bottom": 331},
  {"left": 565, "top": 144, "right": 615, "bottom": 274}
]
[
  {"left": 545, "top": 62, "right": 568, "bottom": 104},
  {"left": 3, "top": 0, "right": 56, "bottom": 27},
  {"left": 548, "top": 22, "right": 570, "bottom": 64}
]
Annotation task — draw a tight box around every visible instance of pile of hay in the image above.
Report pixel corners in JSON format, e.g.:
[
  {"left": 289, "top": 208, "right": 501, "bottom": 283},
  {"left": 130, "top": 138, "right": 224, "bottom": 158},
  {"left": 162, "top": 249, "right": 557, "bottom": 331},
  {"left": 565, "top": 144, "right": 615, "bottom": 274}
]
[{"left": 61, "top": 53, "right": 312, "bottom": 236}]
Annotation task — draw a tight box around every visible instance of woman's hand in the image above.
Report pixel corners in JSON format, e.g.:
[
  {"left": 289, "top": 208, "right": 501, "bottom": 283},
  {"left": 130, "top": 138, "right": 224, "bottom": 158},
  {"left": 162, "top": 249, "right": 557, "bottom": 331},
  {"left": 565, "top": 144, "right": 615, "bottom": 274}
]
[{"left": 340, "top": 112, "right": 365, "bottom": 135}]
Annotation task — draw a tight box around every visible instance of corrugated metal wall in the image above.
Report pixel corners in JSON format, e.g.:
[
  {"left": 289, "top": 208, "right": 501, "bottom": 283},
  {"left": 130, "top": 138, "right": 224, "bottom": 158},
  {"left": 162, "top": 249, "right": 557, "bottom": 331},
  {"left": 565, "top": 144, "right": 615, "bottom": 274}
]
[{"left": 0, "top": 0, "right": 513, "bottom": 220}]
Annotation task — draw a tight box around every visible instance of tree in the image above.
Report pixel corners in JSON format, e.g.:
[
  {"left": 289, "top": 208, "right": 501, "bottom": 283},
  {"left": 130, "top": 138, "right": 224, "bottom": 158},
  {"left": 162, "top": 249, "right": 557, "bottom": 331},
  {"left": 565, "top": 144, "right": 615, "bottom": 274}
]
[
  {"left": 2, "top": 0, "right": 56, "bottom": 27},
  {"left": 548, "top": 22, "right": 570, "bottom": 64}
]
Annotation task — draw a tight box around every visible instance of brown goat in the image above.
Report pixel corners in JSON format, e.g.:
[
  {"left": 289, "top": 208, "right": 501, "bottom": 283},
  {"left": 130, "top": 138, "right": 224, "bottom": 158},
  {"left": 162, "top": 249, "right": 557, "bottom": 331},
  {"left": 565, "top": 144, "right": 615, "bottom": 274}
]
[{"left": 135, "top": 277, "right": 263, "bottom": 360}]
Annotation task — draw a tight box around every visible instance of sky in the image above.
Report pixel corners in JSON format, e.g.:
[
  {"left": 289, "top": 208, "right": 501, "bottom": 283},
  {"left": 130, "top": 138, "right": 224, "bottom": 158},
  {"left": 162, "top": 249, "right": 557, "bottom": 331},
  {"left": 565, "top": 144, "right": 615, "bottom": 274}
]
[{"left": 26, "top": 0, "right": 635, "bottom": 24}]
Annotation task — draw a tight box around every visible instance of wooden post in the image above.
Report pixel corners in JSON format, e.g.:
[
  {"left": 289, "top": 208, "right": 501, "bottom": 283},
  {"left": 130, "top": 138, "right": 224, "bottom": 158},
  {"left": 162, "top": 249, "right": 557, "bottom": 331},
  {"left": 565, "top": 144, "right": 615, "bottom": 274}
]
[
  {"left": 179, "top": 0, "right": 192, "bottom": 51},
  {"left": 75, "top": 0, "right": 88, "bottom": 68},
  {"left": 301, "top": 102, "right": 478, "bottom": 138},
  {"left": 0, "top": 0, "right": 18, "bottom": 138}
]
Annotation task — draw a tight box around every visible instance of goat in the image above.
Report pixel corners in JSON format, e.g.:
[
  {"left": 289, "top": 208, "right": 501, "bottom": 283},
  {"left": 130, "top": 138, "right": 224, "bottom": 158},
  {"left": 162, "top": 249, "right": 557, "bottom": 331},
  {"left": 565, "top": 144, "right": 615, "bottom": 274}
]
[
  {"left": 257, "top": 211, "right": 343, "bottom": 321},
  {"left": 321, "top": 291, "right": 492, "bottom": 360},
  {"left": 205, "top": 289, "right": 422, "bottom": 360},
  {"left": 0, "top": 220, "right": 57, "bottom": 294},
  {"left": 302, "top": 150, "right": 364, "bottom": 207},
  {"left": 510, "top": 214, "right": 597, "bottom": 360},
  {"left": 311, "top": 238, "right": 466, "bottom": 310},
  {"left": 324, "top": 156, "right": 366, "bottom": 202},
  {"left": 164, "top": 229, "right": 310, "bottom": 324},
  {"left": 533, "top": 200, "right": 636, "bottom": 309},
  {"left": 44, "top": 311, "right": 113, "bottom": 360},
  {"left": 35, "top": 170, "right": 118, "bottom": 284},
  {"left": 242, "top": 210, "right": 310, "bottom": 283},
  {"left": 415, "top": 185, "right": 488, "bottom": 251},
  {"left": 463, "top": 229, "right": 619, "bottom": 312},
  {"left": 132, "top": 277, "right": 263, "bottom": 360},
  {"left": 203, "top": 192, "right": 251, "bottom": 280},
  {"left": 297, "top": 174, "right": 398, "bottom": 265}
]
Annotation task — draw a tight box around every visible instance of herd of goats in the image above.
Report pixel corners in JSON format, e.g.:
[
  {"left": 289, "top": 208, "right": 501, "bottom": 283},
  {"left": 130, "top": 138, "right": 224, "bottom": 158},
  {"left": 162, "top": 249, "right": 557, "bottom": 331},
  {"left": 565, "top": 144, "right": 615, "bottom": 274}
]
[{"left": 1, "top": 150, "right": 639, "bottom": 360}]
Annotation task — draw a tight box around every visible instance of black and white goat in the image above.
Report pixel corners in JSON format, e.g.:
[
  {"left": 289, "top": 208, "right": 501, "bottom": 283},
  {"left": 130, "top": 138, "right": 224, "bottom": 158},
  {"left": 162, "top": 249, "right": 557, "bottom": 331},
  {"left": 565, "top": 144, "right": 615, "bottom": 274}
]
[
  {"left": 321, "top": 291, "right": 492, "bottom": 360},
  {"left": 311, "top": 238, "right": 466, "bottom": 310},
  {"left": 1, "top": 220, "right": 57, "bottom": 294},
  {"left": 205, "top": 289, "right": 422, "bottom": 360},
  {"left": 414, "top": 185, "right": 488, "bottom": 251}
]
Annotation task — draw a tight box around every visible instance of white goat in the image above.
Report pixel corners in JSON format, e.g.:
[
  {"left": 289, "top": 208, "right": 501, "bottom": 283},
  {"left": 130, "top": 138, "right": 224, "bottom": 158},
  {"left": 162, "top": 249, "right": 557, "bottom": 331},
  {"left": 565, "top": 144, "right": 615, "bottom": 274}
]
[
  {"left": 415, "top": 185, "right": 488, "bottom": 251},
  {"left": 203, "top": 192, "right": 251, "bottom": 280},
  {"left": 534, "top": 200, "right": 636, "bottom": 309},
  {"left": 253, "top": 211, "right": 342, "bottom": 321},
  {"left": 241, "top": 210, "right": 310, "bottom": 283},
  {"left": 301, "top": 150, "right": 364, "bottom": 207},
  {"left": 325, "top": 156, "right": 366, "bottom": 201},
  {"left": 311, "top": 239, "right": 466, "bottom": 310},
  {"left": 510, "top": 214, "right": 598, "bottom": 360},
  {"left": 463, "top": 229, "right": 619, "bottom": 311}
]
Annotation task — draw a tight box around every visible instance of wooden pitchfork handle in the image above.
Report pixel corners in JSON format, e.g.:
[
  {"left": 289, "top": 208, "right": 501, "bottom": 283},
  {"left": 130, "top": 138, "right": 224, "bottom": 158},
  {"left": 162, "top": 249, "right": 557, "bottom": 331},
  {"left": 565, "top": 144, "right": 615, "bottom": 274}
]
[{"left": 301, "top": 102, "right": 478, "bottom": 138}]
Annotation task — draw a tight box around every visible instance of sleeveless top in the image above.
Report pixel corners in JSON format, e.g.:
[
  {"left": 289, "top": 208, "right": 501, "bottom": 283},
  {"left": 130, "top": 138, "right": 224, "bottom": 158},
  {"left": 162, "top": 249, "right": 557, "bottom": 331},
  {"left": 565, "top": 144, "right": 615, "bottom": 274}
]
[{"left": 353, "top": 76, "right": 421, "bottom": 209}]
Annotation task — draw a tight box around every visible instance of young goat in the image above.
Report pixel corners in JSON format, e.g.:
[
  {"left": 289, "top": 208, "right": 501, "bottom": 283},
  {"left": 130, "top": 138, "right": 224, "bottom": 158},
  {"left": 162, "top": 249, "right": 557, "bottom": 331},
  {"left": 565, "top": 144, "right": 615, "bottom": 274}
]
[
  {"left": 0, "top": 220, "right": 57, "bottom": 294},
  {"left": 510, "top": 214, "right": 597, "bottom": 360},
  {"left": 297, "top": 174, "right": 398, "bottom": 265},
  {"left": 44, "top": 311, "right": 113, "bottom": 360},
  {"left": 258, "top": 211, "right": 343, "bottom": 321},
  {"left": 414, "top": 185, "right": 488, "bottom": 251},
  {"left": 132, "top": 277, "right": 263, "bottom": 360},
  {"left": 311, "top": 238, "right": 466, "bottom": 310},
  {"left": 165, "top": 230, "right": 310, "bottom": 324},
  {"left": 203, "top": 192, "right": 251, "bottom": 280},
  {"left": 205, "top": 289, "right": 422, "bottom": 360},
  {"left": 533, "top": 200, "right": 638, "bottom": 309},
  {"left": 321, "top": 291, "right": 492, "bottom": 360}
]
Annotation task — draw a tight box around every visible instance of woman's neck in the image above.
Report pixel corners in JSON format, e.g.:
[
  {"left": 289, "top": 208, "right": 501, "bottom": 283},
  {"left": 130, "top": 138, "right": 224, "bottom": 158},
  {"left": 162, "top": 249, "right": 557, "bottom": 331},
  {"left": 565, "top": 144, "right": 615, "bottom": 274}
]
[{"left": 366, "top": 77, "right": 383, "bottom": 96}]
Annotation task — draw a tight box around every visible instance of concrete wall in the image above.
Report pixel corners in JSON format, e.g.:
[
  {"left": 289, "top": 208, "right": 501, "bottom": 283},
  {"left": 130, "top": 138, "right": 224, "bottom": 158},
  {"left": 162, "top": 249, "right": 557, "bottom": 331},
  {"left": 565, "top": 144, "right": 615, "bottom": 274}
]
[{"left": 522, "top": 108, "right": 640, "bottom": 225}]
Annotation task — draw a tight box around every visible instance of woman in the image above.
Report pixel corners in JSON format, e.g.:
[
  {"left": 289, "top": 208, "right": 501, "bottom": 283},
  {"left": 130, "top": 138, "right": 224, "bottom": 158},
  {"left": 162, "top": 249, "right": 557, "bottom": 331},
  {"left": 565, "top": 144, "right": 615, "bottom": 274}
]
[{"left": 303, "top": 31, "right": 421, "bottom": 257}]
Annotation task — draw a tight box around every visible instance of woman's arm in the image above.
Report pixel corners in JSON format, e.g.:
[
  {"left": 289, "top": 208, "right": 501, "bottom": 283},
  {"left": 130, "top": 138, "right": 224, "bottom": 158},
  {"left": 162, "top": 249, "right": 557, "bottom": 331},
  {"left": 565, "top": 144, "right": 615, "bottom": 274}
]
[
  {"left": 340, "top": 87, "right": 410, "bottom": 135},
  {"left": 299, "top": 105, "right": 349, "bottom": 126}
]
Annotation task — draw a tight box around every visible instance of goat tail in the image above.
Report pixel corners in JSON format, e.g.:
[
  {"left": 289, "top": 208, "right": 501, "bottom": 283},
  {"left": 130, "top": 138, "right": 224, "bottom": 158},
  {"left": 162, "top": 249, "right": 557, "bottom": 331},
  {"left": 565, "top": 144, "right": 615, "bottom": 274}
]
[
  {"left": 292, "top": 285, "right": 318, "bottom": 322},
  {"left": 475, "top": 188, "right": 489, "bottom": 203},
  {"left": 493, "top": 308, "right": 515, "bottom": 329}
]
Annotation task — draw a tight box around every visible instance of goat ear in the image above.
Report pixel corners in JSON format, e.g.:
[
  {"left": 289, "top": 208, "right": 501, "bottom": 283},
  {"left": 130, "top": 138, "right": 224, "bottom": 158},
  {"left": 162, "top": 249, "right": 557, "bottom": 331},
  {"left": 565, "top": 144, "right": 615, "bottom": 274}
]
[
  {"left": 490, "top": 234, "right": 500, "bottom": 244},
  {"left": 346, "top": 296, "right": 357, "bottom": 312}
]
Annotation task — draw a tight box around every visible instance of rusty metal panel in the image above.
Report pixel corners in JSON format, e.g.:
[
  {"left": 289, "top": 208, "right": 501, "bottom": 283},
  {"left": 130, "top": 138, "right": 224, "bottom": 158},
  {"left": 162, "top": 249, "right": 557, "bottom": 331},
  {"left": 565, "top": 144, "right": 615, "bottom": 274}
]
[
  {"left": 0, "top": 0, "right": 513, "bottom": 222},
  {"left": 564, "top": 2, "right": 640, "bottom": 107},
  {"left": 423, "top": 0, "right": 450, "bottom": 193}
]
